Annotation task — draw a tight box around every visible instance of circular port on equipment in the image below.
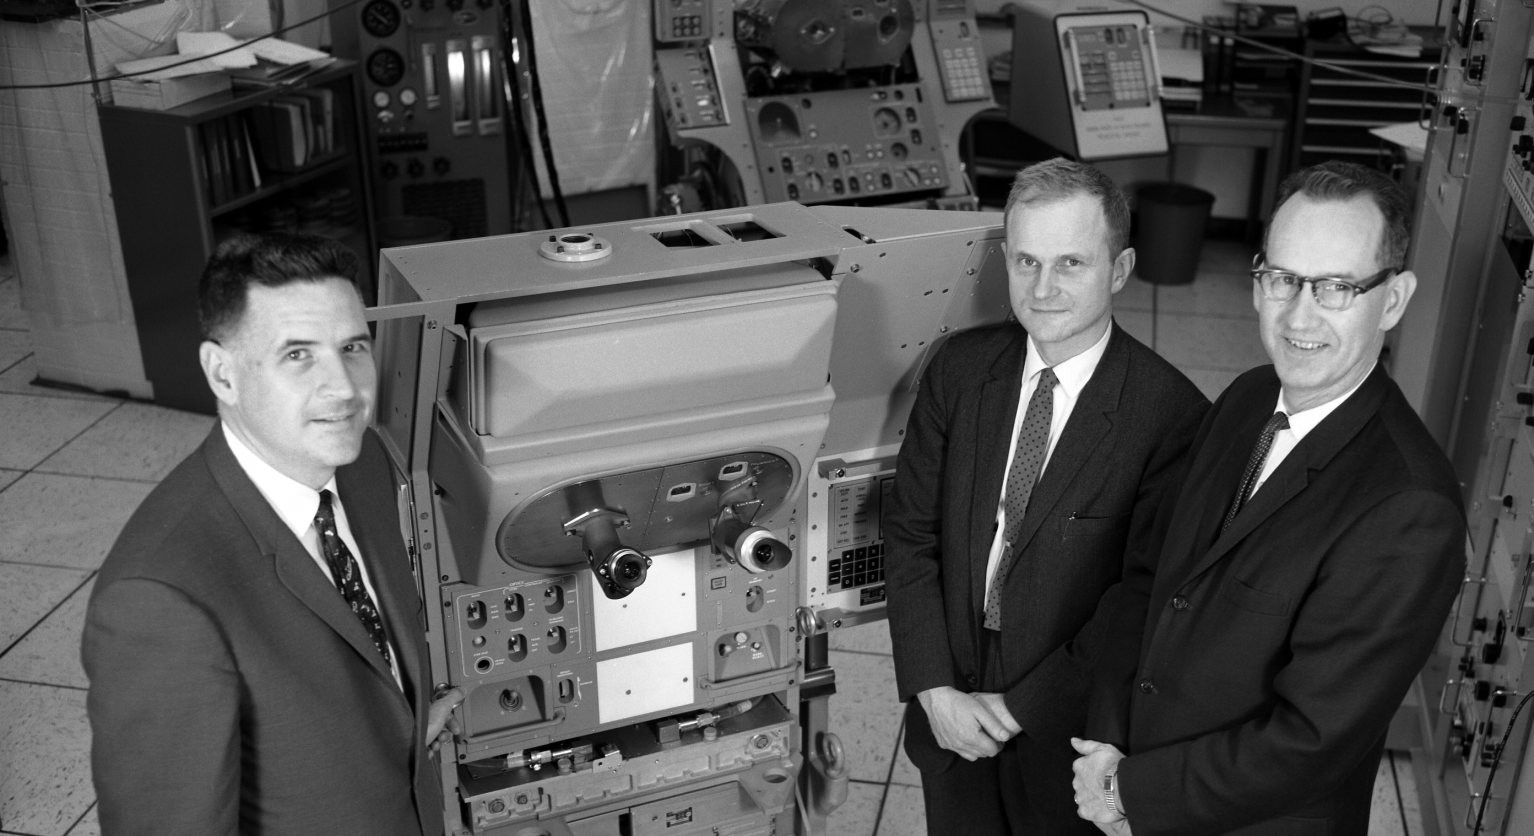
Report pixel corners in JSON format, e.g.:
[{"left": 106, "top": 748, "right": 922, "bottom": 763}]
[
  {"left": 539, "top": 232, "right": 612, "bottom": 263},
  {"left": 474, "top": 656, "right": 493, "bottom": 674}
]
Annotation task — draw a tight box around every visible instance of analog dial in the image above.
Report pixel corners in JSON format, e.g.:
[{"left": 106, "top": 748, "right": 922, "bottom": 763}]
[
  {"left": 367, "top": 48, "right": 406, "bottom": 87},
  {"left": 362, "top": 0, "right": 401, "bottom": 38},
  {"left": 399, "top": 87, "right": 419, "bottom": 106}
]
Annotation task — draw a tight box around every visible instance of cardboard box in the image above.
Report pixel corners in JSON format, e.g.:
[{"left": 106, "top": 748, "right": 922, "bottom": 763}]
[{"left": 109, "top": 71, "right": 230, "bottom": 111}]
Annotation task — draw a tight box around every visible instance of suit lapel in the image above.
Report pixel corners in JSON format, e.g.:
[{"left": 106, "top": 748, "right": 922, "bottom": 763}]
[
  {"left": 1182, "top": 365, "right": 1393, "bottom": 582},
  {"left": 203, "top": 428, "right": 412, "bottom": 703},
  {"left": 969, "top": 328, "right": 1028, "bottom": 616},
  {"left": 339, "top": 455, "right": 426, "bottom": 714}
]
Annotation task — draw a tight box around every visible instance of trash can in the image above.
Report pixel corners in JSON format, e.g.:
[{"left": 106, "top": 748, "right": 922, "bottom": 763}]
[
  {"left": 1134, "top": 184, "right": 1215, "bottom": 286},
  {"left": 378, "top": 216, "right": 453, "bottom": 248}
]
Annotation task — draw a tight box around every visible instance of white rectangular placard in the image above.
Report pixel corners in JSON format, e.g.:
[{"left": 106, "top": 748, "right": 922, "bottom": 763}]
[
  {"left": 591, "top": 547, "right": 697, "bottom": 652},
  {"left": 596, "top": 642, "right": 695, "bottom": 724}
]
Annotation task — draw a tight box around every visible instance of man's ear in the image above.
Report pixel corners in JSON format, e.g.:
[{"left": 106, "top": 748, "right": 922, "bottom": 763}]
[
  {"left": 199, "top": 340, "right": 239, "bottom": 408},
  {"left": 1379, "top": 270, "right": 1418, "bottom": 332},
  {"left": 1111, "top": 247, "right": 1136, "bottom": 293}
]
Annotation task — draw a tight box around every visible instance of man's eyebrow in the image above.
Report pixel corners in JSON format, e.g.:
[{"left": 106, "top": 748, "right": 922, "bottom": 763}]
[
  {"left": 277, "top": 338, "right": 318, "bottom": 352},
  {"left": 344, "top": 332, "right": 374, "bottom": 345}
]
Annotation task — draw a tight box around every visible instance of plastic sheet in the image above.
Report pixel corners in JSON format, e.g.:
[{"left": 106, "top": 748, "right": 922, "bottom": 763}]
[{"left": 527, "top": 0, "right": 656, "bottom": 200}]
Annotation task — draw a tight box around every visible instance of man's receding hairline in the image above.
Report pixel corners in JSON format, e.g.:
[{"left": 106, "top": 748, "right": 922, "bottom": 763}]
[{"left": 213, "top": 274, "right": 366, "bottom": 346}]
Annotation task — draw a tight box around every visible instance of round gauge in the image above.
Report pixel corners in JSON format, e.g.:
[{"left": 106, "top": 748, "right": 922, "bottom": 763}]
[
  {"left": 890, "top": 142, "right": 908, "bottom": 160},
  {"left": 366, "top": 48, "right": 406, "bottom": 87},
  {"left": 362, "top": 0, "right": 401, "bottom": 38},
  {"left": 399, "top": 87, "right": 418, "bottom": 106},
  {"left": 873, "top": 106, "right": 902, "bottom": 137},
  {"left": 372, "top": 90, "right": 391, "bottom": 108}
]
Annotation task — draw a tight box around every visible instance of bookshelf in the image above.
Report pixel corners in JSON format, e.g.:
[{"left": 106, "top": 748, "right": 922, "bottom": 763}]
[{"left": 99, "top": 60, "right": 376, "bottom": 415}]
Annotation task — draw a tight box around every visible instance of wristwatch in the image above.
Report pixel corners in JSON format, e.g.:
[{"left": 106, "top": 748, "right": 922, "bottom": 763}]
[{"left": 1102, "top": 770, "right": 1123, "bottom": 818}]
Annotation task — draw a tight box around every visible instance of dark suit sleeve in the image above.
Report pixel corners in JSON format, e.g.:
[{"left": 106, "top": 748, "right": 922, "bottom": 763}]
[
  {"left": 84, "top": 578, "right": 241, "bottom": 836},
  {"left": 1003, "top": 393, "right": 1208, "bottom": 737},
  {"left": 1116, "top": 490, "right": 1465, "bottom": 835},
  {"left": 885, "top": 347, "right": 960, "bottom": 700}
]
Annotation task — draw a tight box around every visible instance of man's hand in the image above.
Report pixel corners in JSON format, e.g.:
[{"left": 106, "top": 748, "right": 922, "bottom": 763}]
[
  {"left": 974, "top": 692, "right": 1023, "bottom": 739},
  {"left": 917, "top": 686, "right": 1011, "bottom": 761},
  {"left": 427, "top": 687, "right": 465, "bottom": 750},
  {"left": 1094, "top": 819, "right": 1133, "bottom": 836},
  {"left": 1071, "top": 737, "right": 1126, "bottom": 824}
]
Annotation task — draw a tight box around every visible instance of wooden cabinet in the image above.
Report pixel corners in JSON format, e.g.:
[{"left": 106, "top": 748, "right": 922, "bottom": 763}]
[{"left": 99, "top": 61, "right": 375, "bottom": 414}]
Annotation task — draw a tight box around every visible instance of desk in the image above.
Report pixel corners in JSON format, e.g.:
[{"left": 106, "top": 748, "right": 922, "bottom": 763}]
[{"left": 1165, "top": 97, "right": 1290, "bottom": 242}]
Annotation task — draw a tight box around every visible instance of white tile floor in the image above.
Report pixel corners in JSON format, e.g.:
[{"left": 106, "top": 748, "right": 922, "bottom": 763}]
[{"left": 0, "top": 242, "right": 1422, "bottom": 836}]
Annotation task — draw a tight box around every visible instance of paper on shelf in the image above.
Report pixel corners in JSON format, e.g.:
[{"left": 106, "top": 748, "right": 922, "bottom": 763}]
[
  {"left": 115, "top": 54, "right": 226, "bottom": 81},
  {"left": 175, "top": 31, "right": 258, "bottom": 68},
  {"left": 1158, "top": 46, "right": 1204, "bottom": 83},
  {"left": 1369, "top": 121, "right": 1429, "bottom": 161},
  {"left": 249, "top": 38, "right": 331, "bottom": 66}
]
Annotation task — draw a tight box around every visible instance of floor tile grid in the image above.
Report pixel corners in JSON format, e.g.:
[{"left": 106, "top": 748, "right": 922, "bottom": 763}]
[{"left": 0, "top": 271, "right": 123, "bottom": 836}]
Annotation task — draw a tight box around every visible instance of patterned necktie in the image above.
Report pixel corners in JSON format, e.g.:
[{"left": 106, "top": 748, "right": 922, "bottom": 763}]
[
  {"left": 983, "top": 367, "right": 1057, "bottom": 631},
  {"left": 315, "top": 490, "right": 392, "bottom": 666},
  {"left": 1220, "top": 411, "right": 1290, "bottom": 534}
]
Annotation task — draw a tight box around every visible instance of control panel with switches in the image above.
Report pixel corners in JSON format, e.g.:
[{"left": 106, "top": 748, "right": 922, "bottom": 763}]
[{"left": 330, "top": 0, "right": 512, "bottom": 238}]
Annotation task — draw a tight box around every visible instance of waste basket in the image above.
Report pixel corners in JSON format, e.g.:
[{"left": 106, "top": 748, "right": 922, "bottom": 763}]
[{"left": 1134, "top": 184, "right": 1215, "bottom": 285}]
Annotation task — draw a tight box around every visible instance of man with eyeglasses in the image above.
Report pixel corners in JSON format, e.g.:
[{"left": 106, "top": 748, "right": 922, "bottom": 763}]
[{"left": 1068, "top": 160, "right": 1466, "bottom": 836}]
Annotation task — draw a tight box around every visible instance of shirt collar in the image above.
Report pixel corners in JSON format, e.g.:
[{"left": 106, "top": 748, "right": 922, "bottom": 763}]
[
  {"left": 222, "top": 422, "right": 339, "bottom": 542},
  {"left": 1275, "top": 362, "right": 1376, "bottom": 443},
  {"left": 1022, "top": 321, "right": 1114, "bottom": 397}
]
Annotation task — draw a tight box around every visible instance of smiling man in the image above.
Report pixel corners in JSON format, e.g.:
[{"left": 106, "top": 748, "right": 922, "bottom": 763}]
[
  {"left": 885, "top": 158, "right": 1207, "bottom": 835},
  {"left": 1071, "top": 162, "right": 1466, "bottom": 836},
  {"left": 83, "top": 233, "right": 459, "bottom": 835}
]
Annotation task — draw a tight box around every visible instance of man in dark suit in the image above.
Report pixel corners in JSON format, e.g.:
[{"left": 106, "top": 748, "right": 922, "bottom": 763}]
[
  {"left": 1071, "top": 162, "right": 1466, "bottom": 836},
  {"left": 83, "top": 234, "right": 461, "bottom": 835},
  {"left": 885, "top": 158, "right": 1209, "bottom": 835}
]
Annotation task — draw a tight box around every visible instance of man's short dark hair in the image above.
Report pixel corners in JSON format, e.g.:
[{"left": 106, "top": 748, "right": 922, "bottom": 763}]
[
  {"left": 1003, "top": 157, "right": 1132, "bottom": 256},
  {"left": 199, "top": 232, "right": 364, "bottom": 342},
  {"left": 1269, "top": 161, "right": 1411, "bottom": 272}
]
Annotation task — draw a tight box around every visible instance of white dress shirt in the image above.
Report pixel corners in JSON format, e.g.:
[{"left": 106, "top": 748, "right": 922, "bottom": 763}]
[
  {"left": 982, "top": 324, "right": 1115, "bottom": 596},
  {"left": 223, "top": 423, "right": 403, "bottom": 689},
  {"left": 1250, "top": 363, "right": 1376, "bottom": 498}
]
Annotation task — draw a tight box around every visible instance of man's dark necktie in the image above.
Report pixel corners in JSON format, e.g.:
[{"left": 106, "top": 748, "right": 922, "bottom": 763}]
[
  {"left": 1220, "top": 411, "right": 1290, "bottom": 534},
  {"left": 983, "top": 367, "right": 1057, "bottom": 631},
  {"left": 315, "top": 490, "right": 392, "bottom": 666}
]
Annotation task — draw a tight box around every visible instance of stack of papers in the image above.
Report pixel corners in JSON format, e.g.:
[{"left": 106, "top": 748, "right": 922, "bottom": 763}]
[{"left": 114, "top": 33, "right": 336, "bottom": 87}]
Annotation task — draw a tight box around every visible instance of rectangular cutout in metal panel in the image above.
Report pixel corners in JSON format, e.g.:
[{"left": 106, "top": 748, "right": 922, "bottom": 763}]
[
  {"left": 597, "top": 642, "right": 694, "bottom": 724},
  {"left": 422, "top": 42, "right": 441, "bottom": 110},
  {"left": 472, "top": 35, "right": 502, "bottom": 135},
  {"left": 447, "top": 40, "right": 471, "bottom": 135}
]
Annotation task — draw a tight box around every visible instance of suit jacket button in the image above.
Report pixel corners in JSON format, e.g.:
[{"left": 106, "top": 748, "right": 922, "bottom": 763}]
[
  {"left": 966, "top": 674, "right": 978, "bottom": 687},
  {"left": 1139, "top": 678, "right": 1157, "bottom": 694},
  {"left": 1171, "top": 596, "right": 1190, "bottom": 611}
]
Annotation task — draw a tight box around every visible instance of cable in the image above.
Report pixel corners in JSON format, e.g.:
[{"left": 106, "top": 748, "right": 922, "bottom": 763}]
[
  {"left": 0, "top": 0, "right": 368, "bottom": 91},
  {"left": 514, "top": 0, "right": 570, "bottom": 228},
  {"left": 1472, "top": 688, "right": 1534, "bottom": 834},
  {"left": 499, "top": 0, "right": 556, "bottom": 231}
]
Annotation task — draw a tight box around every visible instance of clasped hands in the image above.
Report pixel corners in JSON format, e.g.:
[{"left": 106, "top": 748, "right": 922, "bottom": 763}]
[
  {"left": 920, "top": 690, "right": 1132, "bottom": 835},
  {"left": 1072, "top": 737, "right": 1132, "bottom": 836},
  {"left": 917, "top": 686, "right": 1023, "bottom": 761}
]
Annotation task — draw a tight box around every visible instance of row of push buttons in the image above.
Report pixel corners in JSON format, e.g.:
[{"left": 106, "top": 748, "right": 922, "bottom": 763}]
[
  {"left": 828, "top": 543, "right": 884, "bottom": 588},
  {"left": 670, "top": 15, "right": 704, "bottom": 37},
  {"left": 941, "top": 45, "right": 988, "bottom": 100}
]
